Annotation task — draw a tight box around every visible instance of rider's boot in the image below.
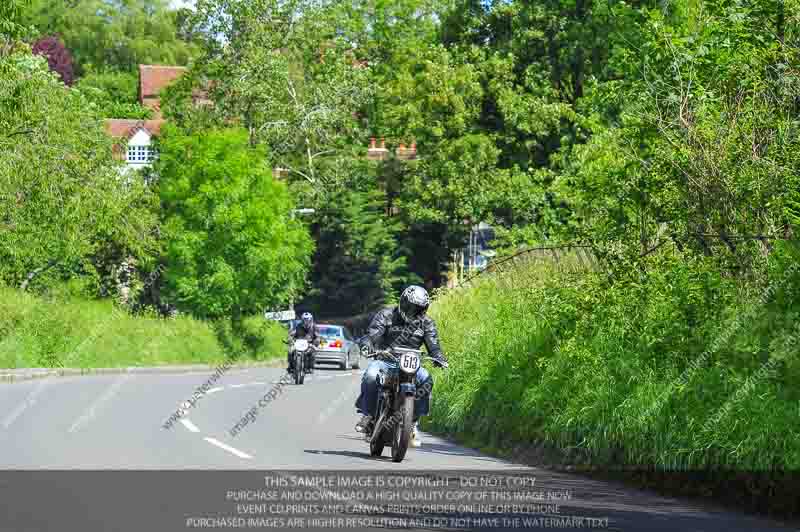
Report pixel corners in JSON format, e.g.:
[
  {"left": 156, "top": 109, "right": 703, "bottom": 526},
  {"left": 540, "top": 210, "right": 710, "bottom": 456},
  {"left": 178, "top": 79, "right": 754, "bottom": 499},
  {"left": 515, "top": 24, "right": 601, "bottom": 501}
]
[
  {"left": 355, "top": 415, "right": 373, "bottom": 435},
  {"left": 410, "top": 421, "right": 421, "bottom": 448}
]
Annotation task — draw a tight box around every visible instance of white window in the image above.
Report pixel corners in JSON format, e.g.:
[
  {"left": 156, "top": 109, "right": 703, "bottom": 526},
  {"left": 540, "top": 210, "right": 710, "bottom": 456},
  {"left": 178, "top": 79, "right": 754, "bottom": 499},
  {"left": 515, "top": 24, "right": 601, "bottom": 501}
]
[{"left": 126, "top": 144, "right": 155, "bottom": 164}]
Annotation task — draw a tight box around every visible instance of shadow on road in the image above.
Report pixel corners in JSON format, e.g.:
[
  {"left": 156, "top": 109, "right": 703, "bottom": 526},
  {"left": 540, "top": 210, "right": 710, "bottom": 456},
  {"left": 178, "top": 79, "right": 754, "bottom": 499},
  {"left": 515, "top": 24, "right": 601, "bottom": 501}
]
[
  {"left": 303, "top": 449, "right": 392, "bottom": 462},
  {"left": 305, "top": 440, "right": 505, "bottom": 464},
  {"left": 411, "top": 441, "right": 506, "bottom": 463}
]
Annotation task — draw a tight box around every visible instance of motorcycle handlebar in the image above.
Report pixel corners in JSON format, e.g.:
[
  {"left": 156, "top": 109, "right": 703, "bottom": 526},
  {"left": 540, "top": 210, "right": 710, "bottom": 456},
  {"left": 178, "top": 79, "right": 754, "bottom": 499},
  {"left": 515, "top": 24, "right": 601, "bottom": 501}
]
[{"left": 367, "top": 349, "right": 448, "bottom": 368}]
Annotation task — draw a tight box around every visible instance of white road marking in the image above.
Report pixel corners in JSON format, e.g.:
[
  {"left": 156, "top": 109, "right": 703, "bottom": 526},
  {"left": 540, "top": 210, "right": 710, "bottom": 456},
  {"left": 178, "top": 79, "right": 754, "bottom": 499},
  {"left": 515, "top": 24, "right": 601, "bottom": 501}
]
[
  {"left": 206, "top": 387, "right": 224, "bottom": 394},
  {"left": 335, "top": 373, "right": 353, "bottom": 377},
  {"left": 2, "top": 379, "right": 52, "bottom": 428},
  {"left": 67, "top": 375, "right": 129, "bottom": 433},
  {"left": 204, "top": 437, "right": 252, "bottom": 459},
  {"left": 317, "top": 376, "right": 333, "bottom": 380},
  {"left": 316, "top": 376, "right": 362, "bottom": 423},
  {"left": 180, "top": 419, "right": 200, "bottom": 433},
  {"left": 229, "top": 382, "right": 267, "bottom": 388}
]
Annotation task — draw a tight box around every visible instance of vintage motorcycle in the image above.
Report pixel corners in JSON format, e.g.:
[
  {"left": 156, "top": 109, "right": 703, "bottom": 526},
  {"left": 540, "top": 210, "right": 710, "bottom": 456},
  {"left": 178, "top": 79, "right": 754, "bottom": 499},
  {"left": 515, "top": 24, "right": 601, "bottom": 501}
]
[
  {"left": 366, "top": 346, "right": 447, "bottom": 462},
  {"left": 290, "top": 338, "right": 315, "bottom": 385}
]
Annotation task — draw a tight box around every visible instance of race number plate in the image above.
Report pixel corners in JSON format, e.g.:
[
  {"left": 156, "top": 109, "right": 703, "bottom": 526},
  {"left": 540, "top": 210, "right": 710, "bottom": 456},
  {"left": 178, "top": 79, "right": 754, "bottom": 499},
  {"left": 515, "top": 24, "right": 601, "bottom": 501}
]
[
  {"left": 294, "top": 339, "right": 309, "bottom": 351},
  {"left": 399, "top": 352, "right": 420, "bottom": 374}
]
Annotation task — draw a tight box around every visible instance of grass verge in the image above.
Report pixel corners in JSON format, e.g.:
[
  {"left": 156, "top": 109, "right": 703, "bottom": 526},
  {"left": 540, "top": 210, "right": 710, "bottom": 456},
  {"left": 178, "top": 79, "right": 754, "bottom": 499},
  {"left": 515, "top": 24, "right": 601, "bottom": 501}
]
[{"left": 0, "top": 287, "right": 286, "bottom": 368}]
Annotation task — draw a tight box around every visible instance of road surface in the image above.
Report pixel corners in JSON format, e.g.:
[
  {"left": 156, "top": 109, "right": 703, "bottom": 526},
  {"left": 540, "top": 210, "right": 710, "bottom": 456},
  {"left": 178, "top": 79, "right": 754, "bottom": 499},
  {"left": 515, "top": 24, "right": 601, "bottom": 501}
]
[{"left": 0, "top": 365, "right": 796, "bottom": 531}]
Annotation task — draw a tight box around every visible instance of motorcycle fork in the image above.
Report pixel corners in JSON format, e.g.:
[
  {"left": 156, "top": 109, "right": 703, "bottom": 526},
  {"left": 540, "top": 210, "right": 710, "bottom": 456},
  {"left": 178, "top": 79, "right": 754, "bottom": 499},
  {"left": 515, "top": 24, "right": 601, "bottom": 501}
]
[
  {"left": 371, "top": 370, "right": 395, "bottom": 443},
  {"left": 397, "top": 370, "right": 416, "bottom": 404}
]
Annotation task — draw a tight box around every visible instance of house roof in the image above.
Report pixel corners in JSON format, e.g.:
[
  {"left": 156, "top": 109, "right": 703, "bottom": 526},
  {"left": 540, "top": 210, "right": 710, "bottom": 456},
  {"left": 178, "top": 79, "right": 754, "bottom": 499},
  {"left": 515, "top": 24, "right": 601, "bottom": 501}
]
[
  {"left": 104, "top": 119, "right": 166, "bottom": 140},
  {"left": 139, "top": 65, "right": 188, "bottom": 100}
]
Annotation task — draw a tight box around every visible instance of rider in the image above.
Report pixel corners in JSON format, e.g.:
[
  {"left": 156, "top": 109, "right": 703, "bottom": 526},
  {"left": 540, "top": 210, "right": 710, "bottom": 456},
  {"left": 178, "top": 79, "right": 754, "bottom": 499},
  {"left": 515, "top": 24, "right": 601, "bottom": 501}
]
[
  {"left": 355, "top": 285, "right": 448, "bottom": 448},
  {"left": 287, "top": 312, "right": 318, "bottom": 373}
]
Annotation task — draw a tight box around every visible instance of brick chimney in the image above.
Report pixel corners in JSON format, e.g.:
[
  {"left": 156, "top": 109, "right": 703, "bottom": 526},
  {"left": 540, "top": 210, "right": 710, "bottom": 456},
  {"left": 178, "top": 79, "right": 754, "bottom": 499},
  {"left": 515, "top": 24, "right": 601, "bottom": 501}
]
[
  {"left": 367, "top": 136, "right": 389, "bottom": 161},
  {"left": 396, "top": 139, "right": 418, "bottom": 161}
]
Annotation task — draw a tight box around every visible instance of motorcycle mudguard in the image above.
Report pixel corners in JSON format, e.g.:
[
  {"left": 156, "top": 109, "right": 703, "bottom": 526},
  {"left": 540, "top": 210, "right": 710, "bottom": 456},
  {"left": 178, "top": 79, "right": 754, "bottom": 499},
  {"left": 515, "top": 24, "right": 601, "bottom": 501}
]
[{"left": 399, "top": 382, "right": 416, "bottom": 396}]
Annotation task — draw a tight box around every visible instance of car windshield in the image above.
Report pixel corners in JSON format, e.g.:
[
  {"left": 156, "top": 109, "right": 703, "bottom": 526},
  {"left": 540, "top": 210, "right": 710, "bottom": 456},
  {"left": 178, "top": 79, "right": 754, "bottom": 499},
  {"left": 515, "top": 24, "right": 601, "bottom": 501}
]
[{"left": 316, "top": 326, "right": 342, "bottom": 338}]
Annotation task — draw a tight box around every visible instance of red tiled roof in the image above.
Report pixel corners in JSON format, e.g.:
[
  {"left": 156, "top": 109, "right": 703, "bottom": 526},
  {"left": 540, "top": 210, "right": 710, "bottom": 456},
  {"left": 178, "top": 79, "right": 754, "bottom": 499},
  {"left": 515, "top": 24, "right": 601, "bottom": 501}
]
[
  {"left": 138, "top": 65, "right": 187, "bottom": 100},
  {"left": 104, "top": 119, "right": 166, "bottom": 140}
]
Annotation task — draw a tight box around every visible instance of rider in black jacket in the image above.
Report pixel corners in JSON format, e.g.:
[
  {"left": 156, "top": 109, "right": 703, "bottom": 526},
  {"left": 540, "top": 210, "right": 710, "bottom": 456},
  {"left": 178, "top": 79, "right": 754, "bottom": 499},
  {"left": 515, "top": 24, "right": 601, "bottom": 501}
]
[
  {"left": 355, "top": 285, "right": 447, "bottom": 446},
  {"left": 287, "top": 312, "right": 318, "bottom": 372}
]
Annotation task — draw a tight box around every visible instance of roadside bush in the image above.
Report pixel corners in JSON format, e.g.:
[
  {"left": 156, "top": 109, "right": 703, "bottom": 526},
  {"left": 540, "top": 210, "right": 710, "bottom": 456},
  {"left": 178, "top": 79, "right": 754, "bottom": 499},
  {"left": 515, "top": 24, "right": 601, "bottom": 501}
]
[
  {"left": 428, "top": 243, "right": 800, "bottom": 471},
  {"left": 239, "top": 316, "right": 287, "bottom": 361}
]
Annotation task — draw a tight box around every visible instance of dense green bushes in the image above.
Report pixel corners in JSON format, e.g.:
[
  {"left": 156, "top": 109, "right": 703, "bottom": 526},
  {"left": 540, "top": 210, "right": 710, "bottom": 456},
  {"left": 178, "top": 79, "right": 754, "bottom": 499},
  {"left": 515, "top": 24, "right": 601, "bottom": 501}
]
[
  {"left": 428, "top": 243, "right": 800, "bottom": 471},
  {"left": 235, "top": 316, "right": 288, "bottom": 362}
]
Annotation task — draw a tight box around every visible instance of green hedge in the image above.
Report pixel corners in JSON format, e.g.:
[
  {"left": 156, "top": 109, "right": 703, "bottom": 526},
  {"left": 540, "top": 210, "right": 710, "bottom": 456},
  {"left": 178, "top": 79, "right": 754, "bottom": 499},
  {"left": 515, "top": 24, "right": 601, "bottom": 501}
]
[{"left": 427, "top": 244, "right": 800, "bottom": 471}]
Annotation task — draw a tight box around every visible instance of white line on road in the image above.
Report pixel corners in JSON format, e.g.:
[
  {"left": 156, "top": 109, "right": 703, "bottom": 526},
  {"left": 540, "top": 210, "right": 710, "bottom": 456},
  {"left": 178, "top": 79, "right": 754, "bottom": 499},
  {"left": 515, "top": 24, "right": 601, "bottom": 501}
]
[
  {"left": 68, "top": 375, "right": 129, "bottom": 433},
  {"left": 335, "top": 373, "right": 353, "bottom": 377},
  {"left": 2, "top": 379, "right": 52, "bottom": 428},
  {"left": 203, "top": 437, "right": 252, "bottom": 459},
  {"left": 206, "top": 387, "right": 224, "bottom": 394},
  {"left": 229, "top": 382, "right": 267, "bottom": 388},
  {"left": 180, "top": 419, "right": 200, "bottom": 433}
]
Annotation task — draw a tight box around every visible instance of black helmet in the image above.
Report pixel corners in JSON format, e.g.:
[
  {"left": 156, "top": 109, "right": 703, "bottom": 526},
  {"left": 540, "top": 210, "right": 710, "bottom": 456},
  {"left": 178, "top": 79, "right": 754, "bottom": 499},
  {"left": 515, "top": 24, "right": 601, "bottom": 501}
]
[
  {"left": 301, "top": 312, "right": 314, "bottom": 329},
  {"left": 398, "top": 285, "right": 430, "bottom": 322}
]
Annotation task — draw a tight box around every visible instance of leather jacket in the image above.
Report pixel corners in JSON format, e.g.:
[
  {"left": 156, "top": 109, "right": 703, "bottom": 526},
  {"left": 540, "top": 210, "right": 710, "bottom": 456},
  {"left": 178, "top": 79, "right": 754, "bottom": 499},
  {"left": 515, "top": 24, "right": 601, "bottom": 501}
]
[
  {"left": 290, "top": 322, "right": 318, "bottom": 344},
  {"left": 363, "top": 307, "right": 446, "bottom": 362}
]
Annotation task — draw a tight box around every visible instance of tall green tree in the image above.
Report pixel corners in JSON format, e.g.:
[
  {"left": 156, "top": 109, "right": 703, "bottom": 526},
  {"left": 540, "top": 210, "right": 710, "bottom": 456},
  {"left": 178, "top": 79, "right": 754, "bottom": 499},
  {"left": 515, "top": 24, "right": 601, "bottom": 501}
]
[
  {"left": 156, "top": 126, "right": 314, "bottom": 324},
  {"left": 301, "top": 187, "right": 416, "bottom": 317},
  {"left": 190, "top": 0, "right": 372, "bottom": 188},
  {"left": 23, "top": 0, "right": 200, "bottom": 75},
  {"left": 0, "top": 49, "right": 158, "bottom": 292},
  {"left": 550, "top": 0, "right": 800, "bottom": 268}
]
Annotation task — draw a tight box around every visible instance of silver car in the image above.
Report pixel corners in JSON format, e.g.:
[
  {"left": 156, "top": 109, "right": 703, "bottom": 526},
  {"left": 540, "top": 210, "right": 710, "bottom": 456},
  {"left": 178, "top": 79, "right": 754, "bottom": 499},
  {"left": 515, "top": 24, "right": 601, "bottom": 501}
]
[{"left": 313, "top": 324, "right": 361, "bottom": 370}]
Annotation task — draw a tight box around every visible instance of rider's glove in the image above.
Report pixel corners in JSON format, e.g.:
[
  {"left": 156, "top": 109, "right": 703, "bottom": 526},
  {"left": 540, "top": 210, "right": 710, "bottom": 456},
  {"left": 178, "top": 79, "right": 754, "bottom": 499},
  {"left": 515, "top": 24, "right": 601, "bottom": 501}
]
[{"left": 432, "top": 356, "right": 449, "bottom": 369}]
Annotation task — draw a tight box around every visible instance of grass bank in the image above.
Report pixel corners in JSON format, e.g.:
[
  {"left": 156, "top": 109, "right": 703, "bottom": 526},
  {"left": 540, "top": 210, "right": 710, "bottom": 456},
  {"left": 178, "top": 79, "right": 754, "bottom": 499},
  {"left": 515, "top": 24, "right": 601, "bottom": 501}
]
[
  {"left": 426, "top": 244, "right": 800, "bottom": 517},
  {"left": 0, "top": 287, "right": 286, "bottom": 369}
]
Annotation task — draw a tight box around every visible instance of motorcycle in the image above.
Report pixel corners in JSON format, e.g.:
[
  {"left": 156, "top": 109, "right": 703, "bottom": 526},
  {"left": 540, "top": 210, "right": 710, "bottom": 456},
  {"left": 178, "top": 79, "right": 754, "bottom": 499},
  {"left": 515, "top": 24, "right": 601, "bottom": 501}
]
[
  {"left": 365, "top": 346, "right": 447, "bottom": 463},
  {"left": 290, "top": 338, "right": 315, "bottom": 385}
]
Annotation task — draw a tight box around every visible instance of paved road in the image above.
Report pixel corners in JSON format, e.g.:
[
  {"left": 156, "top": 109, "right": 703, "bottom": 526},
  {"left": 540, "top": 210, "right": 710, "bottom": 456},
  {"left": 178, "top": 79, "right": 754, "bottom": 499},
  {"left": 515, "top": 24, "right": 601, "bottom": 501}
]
[{"left": 1, "top": 366, "right": 796, "bottom": 531}]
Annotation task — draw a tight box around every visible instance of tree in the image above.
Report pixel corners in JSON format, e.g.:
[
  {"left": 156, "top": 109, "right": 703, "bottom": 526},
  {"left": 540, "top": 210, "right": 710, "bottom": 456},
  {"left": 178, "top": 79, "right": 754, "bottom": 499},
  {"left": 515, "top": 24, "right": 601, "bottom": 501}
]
[
  {"left": 22, "top": 0, "right": 200, "bottom": 75},
  {"left": 156, "top": 126, "right": 314, "bottom": 324},
  {"left": 31, "top": 35, "right": 73, "bottom": 85},
  {"left": 190, "top": 0, "right": 372, "bottom": 186},
  {"left": 0, "top": 50, "right": 158, "bottom": 292},
  {"left": 546, "top": 0, "right": 800, "bottom": 269},
  {"left": 74, "top": 70, "right": 153, "bottom": 119},
  {"left": 301, "top": 186, "right": 417, "bottom": 317},
  {"left": 1, "top": 0, "right": 31, "bottom": 46}
]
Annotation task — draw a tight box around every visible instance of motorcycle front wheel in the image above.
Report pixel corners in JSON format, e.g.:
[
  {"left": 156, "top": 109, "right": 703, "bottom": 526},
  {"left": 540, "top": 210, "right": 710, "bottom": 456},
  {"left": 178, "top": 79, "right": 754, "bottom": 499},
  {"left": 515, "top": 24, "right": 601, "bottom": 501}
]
[
  {"left": 369, "top": 395, "right": 387, "bottom": 457},
  {"left": 391, "top": 395, "right": 415, "bottom": 463},
  {"left": 295, "top": 352, "right": 305, "bottom": 385}
]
